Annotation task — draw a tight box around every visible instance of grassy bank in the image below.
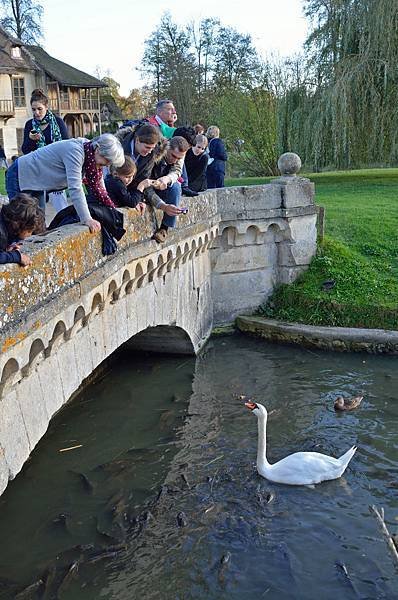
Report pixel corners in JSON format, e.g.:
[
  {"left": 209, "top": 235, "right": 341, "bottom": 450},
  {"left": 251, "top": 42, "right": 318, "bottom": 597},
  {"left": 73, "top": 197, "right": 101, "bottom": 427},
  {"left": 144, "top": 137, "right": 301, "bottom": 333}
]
[
  {"left": 227, "top": 169, "right": 398, "bottom": 330},
  {"left": 0, "top": 168, "right": 5, "bottom": 196}
]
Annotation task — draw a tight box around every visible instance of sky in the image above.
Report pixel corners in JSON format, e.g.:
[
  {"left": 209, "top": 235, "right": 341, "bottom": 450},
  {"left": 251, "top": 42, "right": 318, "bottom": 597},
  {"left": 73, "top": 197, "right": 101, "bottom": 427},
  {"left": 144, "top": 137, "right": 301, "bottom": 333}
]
[{"left": 40, "top": 0, "right": 308, "bottom": 96}]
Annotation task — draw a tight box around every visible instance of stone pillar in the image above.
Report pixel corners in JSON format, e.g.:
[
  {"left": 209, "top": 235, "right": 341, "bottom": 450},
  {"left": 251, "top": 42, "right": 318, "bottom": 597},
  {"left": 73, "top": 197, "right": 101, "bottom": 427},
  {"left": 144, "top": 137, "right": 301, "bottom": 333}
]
[
  {"left": 211, "top": 153, "right": 318, "bottom": 323},
  {"left": 273, "top": 153, "right": 317, "bottom": 284}
]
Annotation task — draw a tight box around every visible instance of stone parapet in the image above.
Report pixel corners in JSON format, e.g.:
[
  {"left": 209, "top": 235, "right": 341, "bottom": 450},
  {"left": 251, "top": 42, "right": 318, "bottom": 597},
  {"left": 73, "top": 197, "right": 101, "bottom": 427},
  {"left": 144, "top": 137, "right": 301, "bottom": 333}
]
[{"left": 0, "top": 195, "right": 219, "bottom": 351}]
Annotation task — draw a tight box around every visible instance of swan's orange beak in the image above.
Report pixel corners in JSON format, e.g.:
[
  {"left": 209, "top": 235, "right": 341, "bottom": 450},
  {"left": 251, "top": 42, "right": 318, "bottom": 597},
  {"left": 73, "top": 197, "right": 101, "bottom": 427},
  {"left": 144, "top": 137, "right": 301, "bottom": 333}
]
[{"left": 245, "top": 401, "right": 258, "bottom": 411}]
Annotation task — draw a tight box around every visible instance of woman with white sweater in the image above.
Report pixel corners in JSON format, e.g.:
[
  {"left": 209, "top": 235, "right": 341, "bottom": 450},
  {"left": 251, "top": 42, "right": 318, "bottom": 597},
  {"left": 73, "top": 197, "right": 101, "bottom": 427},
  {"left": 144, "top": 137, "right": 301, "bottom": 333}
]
[{"left": 6, "top": 134, "right": 125, "bottom": 233}]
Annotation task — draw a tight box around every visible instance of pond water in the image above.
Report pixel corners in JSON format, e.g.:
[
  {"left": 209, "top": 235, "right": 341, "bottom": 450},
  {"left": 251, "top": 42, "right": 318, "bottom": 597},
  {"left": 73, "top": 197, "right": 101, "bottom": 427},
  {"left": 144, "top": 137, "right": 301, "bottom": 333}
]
[{"left": 0, "top": 334, "right": 397, "bottom": 599}]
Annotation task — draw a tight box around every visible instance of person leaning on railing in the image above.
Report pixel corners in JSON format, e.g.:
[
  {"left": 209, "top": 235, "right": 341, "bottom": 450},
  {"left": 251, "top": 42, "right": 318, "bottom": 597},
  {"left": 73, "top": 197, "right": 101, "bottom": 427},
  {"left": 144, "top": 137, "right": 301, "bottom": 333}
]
[
  {"left": 0, "top": 193, "right": 45, "bottom": 267},
  {"left": 5, "top": 134, "right": 125, "bottom": 233}
]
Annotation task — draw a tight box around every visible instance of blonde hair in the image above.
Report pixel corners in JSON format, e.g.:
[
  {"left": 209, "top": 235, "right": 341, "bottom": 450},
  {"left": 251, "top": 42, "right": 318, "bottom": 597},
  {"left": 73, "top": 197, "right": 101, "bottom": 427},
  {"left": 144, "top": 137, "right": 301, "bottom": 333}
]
[
  {"left": 206, "top": 126, "right": 220, "bottom": 140},
  {"left": 194, "top": 134, "right": 208, "bottom": 148}
]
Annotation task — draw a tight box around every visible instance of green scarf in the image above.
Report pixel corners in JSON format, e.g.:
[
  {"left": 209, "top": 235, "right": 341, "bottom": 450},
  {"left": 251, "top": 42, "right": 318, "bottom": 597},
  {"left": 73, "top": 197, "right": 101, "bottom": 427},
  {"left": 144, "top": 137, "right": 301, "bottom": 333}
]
[{"left": 32, "top": 109, "right": 63, "bottom": 148}]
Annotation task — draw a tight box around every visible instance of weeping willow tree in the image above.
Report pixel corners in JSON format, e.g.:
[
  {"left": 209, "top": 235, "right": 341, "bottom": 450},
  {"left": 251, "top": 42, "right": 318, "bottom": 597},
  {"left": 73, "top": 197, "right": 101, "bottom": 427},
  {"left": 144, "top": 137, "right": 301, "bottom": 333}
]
[{"left": 280, "top": 0, "right": 398, "bottom": 169}]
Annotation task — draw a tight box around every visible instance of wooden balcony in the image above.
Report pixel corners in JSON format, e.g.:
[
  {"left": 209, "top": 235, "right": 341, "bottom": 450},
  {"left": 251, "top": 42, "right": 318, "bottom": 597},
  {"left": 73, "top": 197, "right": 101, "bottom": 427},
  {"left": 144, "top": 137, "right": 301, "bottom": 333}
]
[
  {"left": 49, "top": 97, "right": 100, "bottom": 113},
  {"left": 0, "top": 99, "right": 14, "bottom": 117},
  {"left": 81, "top": 98, "right": 100, "bottom": 110}
]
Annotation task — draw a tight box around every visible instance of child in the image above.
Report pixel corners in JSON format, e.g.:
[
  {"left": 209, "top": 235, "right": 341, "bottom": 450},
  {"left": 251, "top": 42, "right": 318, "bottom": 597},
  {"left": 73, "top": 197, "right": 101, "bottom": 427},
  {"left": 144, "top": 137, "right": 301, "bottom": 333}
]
[
  {"left": 104, "top": 156, "right": 147, "bottom": 215},
  {"left": 184, "top": 134, "right": 209, "bottom": 192},
  {"left": 172, "top": 127, "right": 199, "bottom": 197},
  {"left": 0, "top": 193, "right": 45, "bottom": 266}
]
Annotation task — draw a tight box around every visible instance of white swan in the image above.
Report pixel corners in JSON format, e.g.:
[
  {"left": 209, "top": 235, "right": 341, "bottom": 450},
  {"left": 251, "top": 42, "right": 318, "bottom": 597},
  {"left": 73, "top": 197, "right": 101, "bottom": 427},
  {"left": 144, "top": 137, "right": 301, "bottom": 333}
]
[{"left": 245, "top": 402, "right": 357, "bottom": 486}]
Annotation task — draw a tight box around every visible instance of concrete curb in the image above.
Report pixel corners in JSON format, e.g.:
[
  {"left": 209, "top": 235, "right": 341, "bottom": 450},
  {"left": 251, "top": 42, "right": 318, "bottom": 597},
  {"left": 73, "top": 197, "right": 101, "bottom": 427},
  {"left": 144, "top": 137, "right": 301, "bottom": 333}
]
[{"left": 236, "top": 315, "right": 398, "bottom": 354}]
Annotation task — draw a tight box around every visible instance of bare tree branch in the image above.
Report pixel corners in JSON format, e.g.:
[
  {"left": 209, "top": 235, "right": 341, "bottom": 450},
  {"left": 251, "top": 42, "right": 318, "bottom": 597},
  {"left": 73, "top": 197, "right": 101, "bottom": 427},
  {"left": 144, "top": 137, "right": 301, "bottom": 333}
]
[{"left": 0, "top": 0, "right": 43, "bottom": 44}]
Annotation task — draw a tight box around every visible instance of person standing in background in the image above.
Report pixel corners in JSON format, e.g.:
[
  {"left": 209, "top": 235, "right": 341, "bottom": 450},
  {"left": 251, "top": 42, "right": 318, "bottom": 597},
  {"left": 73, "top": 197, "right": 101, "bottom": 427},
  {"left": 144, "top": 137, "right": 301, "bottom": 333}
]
[
  {"left": 148, "top": 99, "right": 177, "bottom": 138},
  {"left": 194, "top": 124, "right": 205, "bottom": 135},
  {"left": 206, "top": 126, "right": 228, "bottom": 189},
  {"left": 184, "top": 134, "right": 208, "bottom": 193},
  {"left": 22, "top": 88, "right": 69, "bottom": 155},
  {"left": 0, "top": 144, "right": 7, "bottom": 169}
]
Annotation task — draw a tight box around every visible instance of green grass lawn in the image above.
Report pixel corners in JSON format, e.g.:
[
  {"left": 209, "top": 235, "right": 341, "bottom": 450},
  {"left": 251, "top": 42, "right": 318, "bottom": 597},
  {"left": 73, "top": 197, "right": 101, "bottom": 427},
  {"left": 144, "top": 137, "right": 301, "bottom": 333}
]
[
  {"left": 0, "top": 168, "right": 5, "bottom": 196},
  {"left": 227, "top": 169, "right": 398, "bottom": 330}
]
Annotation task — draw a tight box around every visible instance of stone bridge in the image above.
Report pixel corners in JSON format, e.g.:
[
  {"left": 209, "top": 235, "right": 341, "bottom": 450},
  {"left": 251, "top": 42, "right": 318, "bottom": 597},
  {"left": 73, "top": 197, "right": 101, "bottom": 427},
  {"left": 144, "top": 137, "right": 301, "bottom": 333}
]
[{"left": 0, "top": 165, "right": 316, "bottom": 495}]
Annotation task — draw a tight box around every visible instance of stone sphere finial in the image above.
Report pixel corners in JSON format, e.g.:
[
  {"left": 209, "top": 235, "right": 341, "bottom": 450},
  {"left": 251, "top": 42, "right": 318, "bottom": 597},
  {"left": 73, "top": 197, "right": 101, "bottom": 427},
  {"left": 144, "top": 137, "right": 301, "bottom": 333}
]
[{"left": 278, "top": 152, "right": 302, "bottom": 176}]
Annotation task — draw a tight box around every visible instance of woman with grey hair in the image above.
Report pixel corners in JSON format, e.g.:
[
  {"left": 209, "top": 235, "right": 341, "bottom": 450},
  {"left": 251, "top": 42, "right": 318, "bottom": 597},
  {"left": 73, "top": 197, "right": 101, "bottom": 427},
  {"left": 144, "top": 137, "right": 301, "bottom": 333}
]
[
  {"left": 91, "top": 133, "right": 125, "bottom": 165},
  {"left": 6, "top": 133, "right": 125, "bottom": 233}
]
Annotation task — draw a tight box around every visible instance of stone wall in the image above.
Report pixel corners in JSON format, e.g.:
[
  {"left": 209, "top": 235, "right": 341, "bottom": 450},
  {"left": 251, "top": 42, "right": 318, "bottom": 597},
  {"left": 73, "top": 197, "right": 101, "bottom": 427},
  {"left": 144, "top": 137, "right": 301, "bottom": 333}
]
[
  {"left": 211, "top": 175, "right": 317, "bottom": 323},
  {"left": 0, "top": 171, "right": 317, "bottom": 495}
]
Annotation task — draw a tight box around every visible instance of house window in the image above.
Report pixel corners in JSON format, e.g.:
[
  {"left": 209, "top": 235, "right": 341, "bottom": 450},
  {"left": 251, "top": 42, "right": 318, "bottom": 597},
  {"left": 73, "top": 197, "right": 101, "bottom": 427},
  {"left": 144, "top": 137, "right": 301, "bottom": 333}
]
[
  {"left": 11, "top": 46, "right": 21, "bottom": 58},
  {"left": 13, "top": 77, "right": 25, "bottom": 107},
  {"left": 0, "top": 129, "right": 4, "bottom": 148}
]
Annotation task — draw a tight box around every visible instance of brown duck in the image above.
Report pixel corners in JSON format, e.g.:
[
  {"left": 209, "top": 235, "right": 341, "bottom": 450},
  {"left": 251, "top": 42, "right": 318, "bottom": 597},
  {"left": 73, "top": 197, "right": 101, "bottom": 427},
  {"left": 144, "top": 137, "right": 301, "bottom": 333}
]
[{"left": 334, "top": 395, "right": 363, "bottom": 411}]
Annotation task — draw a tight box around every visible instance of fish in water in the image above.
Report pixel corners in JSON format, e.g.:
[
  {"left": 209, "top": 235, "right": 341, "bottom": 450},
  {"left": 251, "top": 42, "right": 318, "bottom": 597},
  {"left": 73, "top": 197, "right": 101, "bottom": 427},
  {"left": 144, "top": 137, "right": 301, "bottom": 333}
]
[
  {"left": 14, "top": 578, "right": 44, "bottom": 599},
  {"left": 218, "top": 551, "right": 232, "bottom": 583},
  {"left": 334, "top": 395, "right": 363, "bottom": 411},
  {"left": 177, "top": 512, "right": 188, "bottom": 527}
]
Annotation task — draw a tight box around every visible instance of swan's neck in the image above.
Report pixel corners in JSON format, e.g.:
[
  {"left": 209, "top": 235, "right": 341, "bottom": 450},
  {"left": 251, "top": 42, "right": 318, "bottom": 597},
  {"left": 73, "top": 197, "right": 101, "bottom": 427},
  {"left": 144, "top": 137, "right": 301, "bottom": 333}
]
[{"left": 257, "top": 414, "right": 270, "bottom": 469}]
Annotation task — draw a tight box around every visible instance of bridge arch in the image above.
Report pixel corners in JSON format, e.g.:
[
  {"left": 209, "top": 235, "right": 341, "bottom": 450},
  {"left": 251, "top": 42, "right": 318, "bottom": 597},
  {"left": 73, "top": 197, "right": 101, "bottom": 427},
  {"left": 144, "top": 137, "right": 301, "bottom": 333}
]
[{"left": 125, "top": 325, "right": 195, "bottom": 355}]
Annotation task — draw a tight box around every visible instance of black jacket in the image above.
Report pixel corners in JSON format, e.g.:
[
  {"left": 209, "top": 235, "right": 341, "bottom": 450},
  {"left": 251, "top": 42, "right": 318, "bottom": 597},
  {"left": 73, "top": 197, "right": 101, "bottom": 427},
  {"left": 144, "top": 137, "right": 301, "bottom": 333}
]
[
  {"left": 49, "top": 201, "right": 125, "bottom": 239},
  {"left": 49, "top": 201, "right": 125, "bottom": 256},
  {"left": 21, "top": 116, "right": 69, "bottom": 154},
  {"left": 150, "top": 156, "right": 174, "bottom": 180},
  {"left": 185, "top": 149, "right": 208, "bottom": 192},
  {"left": 0, "top": 210, "right": 21, "bottom": 264},
  {"left": 104, "top": 174, "right": 140, "bottom": 209},
  {"left": 208, "top": 138, "right": 228, "bottom": 174}
]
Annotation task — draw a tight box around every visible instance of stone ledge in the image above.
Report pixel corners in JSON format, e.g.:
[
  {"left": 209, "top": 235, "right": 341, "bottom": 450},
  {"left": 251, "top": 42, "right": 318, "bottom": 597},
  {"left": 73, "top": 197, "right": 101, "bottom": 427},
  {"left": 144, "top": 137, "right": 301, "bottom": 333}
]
[
  {"left": 0, "top": 182, "right": 317, "bottom": 355},
  {"left": 236, "top": 315, "right": 398, "bottom": 354},
  {"left": 0, "top": 223, "right": 219, "bottom": 355},
  {"left": 0, "top": 196, "right": 219, "bottom": 340}
]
